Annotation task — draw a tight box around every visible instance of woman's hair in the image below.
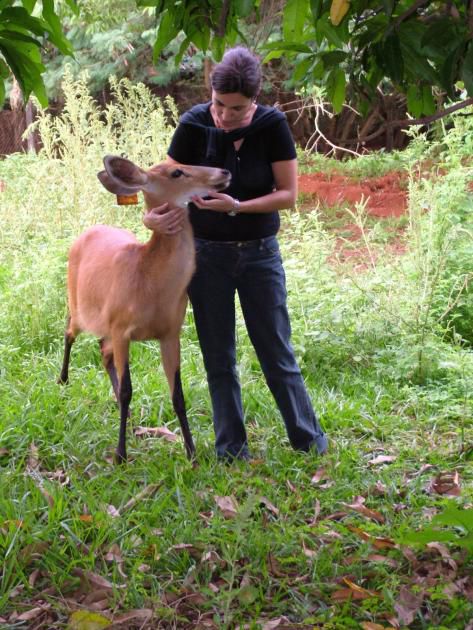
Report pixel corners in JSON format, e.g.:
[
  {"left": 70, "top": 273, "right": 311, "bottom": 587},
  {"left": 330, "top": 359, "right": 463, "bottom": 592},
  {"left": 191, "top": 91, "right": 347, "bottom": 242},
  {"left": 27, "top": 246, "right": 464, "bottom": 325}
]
[{"left": 210, "top": 46, "right": 262, "bottom": 98}]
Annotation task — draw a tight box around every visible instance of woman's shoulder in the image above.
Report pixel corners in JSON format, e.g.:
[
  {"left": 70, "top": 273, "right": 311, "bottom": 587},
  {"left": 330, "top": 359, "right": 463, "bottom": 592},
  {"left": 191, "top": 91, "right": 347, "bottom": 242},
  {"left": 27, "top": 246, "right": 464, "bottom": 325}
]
[{"left": 180, "top": 102, "right": 212, "bottom": 126}]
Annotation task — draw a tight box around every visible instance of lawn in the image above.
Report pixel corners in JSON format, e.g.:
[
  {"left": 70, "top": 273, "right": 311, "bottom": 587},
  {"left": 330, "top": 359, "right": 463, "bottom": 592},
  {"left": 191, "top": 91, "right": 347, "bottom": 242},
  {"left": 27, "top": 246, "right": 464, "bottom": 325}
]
[{"left": 0, "top": 76, "right": 472, "bottom": 629}]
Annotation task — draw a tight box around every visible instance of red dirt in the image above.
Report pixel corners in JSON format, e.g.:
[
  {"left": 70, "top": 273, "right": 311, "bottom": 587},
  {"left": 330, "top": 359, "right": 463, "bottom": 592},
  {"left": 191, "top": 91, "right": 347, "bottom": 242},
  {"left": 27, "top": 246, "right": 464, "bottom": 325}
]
[
  {"left": 297, "top": 171, "right": 407, "bottom": 217},
  {"left": 297, "top": 170, "right": 408, "bottom": 269}
]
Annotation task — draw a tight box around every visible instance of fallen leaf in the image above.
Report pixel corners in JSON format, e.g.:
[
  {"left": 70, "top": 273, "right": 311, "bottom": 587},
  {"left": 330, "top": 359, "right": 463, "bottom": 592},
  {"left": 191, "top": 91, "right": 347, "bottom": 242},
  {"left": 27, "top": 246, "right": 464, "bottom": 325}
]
[
  {"left": 171, "top": 543, "right": 201, "bottom": 559},
  {"left": 361, "top": 623, "right": 393, "bottom": 630},
  {"left": 0, "top": 448, "right": 9, "bottom": 457},
  {"left": 121, "top": 483, "right": 161, "bottom": 513},
  {"left": 348, "top": 526, "right": 397, "bottom": 549},
  {"left": 111, "top": 609, "right": 153, "bottom": 626},
  {"left": 106, "top": 504, "right": 120, "bottom": 518},
  {"left": 261, "top": 617, "right": 291, "bottom": 629},
  {"left": 342, "top": 496, "right": 385, "bottom": 524},
  {"left": 72, "top": 569, "right": 125, "bottom": 592},
  {"left": 259, "top": 496, "right": 279, "bottom": 516},
  {"left": 368, "top": 455, "right": 396, "bottom": 466},
  {"left": 429, "top": 471, "right": 461, "bottom": 496},
  {"left": 302, "top": 541, "right": 318, "bottom": 558},
  {"left": 79, "top": 515, "right": 94, "bottom": 523},
  {"left": 17, "top": 607, "right": 45, "bottom": 621},
  {"left": 27, "top": 442, "right": 39, "bottom": 470},
  {"left": 134, "top": 426, "right": 178, "bottom": 441},
  {"left": 67, "top": 610, "right": 112, "bottom": 629},
  {"left": 394, "top": 586, "right": 424, "bottom": 626},
  {"left": 311, "top": 467, "right": 329, "bottom": 484},
  {"left": 308, "top": 498, "right": 321, "bottom": 526},
  {"left": 215, "top": 495, "right": 239, "bottom": 519}
]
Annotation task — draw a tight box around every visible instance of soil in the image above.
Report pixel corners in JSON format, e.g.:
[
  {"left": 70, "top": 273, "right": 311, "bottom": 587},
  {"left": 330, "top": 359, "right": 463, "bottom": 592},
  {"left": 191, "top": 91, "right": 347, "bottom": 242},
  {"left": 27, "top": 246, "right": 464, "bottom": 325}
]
[
  {"left": 298, "top": 171, "right": 408, "bottom": 217},
  {"left": 297, "top": 170, "right": 409, "bottom": 268}
]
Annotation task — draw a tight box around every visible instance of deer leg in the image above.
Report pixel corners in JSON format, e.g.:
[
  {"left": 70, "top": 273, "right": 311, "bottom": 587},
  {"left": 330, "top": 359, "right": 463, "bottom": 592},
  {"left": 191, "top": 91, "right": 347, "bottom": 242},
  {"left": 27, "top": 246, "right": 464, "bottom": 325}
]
[
  {"left": 99, "top": 338, "right": 119, "bottom": 401},
  {"left": 58, "top": 317, "right": 76, "bottom": 384},
  {"left": 112, "top": 336, "right": 132, "bottom": 464},
  {"left": 160, "top": 336, "right": 196, "bottom": 461}
]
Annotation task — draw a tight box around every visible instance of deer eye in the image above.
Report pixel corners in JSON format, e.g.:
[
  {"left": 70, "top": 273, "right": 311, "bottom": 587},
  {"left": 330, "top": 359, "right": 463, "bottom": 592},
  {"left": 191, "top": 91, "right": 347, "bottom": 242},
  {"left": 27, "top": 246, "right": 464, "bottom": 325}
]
[{"left": 171, "top": 169, "right": 184, "bottom": 178}]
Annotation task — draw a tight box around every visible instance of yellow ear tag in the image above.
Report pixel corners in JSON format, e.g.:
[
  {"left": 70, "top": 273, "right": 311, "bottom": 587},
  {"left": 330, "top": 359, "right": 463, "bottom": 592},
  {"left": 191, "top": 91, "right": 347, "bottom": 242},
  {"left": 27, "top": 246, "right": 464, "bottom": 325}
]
[{"left": 116, "top": 193, "right": 139, "bottom": 205}]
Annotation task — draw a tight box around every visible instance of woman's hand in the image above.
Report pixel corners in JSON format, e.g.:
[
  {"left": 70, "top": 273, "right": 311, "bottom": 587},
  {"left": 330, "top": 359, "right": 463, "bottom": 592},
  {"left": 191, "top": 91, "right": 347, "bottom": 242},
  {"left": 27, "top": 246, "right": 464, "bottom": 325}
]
[
  {"left": 143, "top": 203, "right": 186, "bottom": 234},
  {"left": 191, "top": 192, "right": 238, "bottom": 213}
]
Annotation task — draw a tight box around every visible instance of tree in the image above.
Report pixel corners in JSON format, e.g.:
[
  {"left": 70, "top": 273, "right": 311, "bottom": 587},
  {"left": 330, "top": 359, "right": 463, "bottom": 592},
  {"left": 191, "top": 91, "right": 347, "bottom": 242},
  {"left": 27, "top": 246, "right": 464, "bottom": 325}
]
[
  {"left": 144, "top": 0, "right": 473, "bottom": 124},
  {"left": 0, "top": 0, "right": 76, "bottom": 107}
]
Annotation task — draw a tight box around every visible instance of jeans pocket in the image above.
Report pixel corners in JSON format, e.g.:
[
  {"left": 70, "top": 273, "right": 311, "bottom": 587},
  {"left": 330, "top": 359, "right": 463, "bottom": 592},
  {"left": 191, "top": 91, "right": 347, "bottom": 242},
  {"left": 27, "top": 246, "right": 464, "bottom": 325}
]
[{"left": 261, "top": 237, "right": 280, "bottom": 257}]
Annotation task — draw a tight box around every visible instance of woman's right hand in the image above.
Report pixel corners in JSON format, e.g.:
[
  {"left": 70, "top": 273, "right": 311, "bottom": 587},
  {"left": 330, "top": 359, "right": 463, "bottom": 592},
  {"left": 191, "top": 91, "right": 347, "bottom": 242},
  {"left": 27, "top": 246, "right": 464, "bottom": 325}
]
[{"left": 143, "top": 203, "right": 186, "bottom": 234}]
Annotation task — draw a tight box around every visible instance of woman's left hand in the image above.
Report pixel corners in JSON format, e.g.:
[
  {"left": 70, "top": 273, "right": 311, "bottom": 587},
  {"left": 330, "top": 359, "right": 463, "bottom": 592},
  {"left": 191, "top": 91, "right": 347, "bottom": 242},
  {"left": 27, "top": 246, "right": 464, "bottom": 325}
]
[{"left": 191, "top": 192, "right": 238, "bottom": 213}]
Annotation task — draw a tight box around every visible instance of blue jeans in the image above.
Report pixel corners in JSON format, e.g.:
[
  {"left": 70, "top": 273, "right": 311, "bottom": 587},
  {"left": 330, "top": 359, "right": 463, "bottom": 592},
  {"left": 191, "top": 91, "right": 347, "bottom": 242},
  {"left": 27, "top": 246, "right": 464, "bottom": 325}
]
[{"left": 188, "top": 235, "right": 327, "bottom": 459}]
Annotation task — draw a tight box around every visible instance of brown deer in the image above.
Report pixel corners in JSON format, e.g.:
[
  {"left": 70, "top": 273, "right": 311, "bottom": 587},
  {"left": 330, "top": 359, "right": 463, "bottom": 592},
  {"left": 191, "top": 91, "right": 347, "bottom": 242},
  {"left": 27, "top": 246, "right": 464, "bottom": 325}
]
[{"left": 58, "top": 155, "right": 231, "bottom": 463}]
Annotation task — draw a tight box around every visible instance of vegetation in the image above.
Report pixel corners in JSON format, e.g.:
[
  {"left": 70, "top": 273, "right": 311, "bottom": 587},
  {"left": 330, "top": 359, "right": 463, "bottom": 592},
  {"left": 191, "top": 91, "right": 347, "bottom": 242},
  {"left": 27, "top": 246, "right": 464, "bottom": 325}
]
[
  {"left": 0, "top": 73, "right": 472, "bottom": 628},
  {"left": 0, "top": 0, "right": 76, "bottom": 106}
]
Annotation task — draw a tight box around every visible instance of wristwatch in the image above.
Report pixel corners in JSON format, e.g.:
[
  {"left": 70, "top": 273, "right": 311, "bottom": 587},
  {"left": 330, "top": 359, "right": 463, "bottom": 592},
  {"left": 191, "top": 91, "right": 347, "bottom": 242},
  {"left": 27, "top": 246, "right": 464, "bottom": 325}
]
[{"left": 228, "top": 198, "right": 240, "bottom": 217}]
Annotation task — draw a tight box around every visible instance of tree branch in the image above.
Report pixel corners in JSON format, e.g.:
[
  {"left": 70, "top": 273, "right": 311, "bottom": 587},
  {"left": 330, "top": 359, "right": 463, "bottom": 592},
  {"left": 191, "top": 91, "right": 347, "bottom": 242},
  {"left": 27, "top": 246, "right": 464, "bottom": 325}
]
[
  {"left": 216, "top": 0, "right": 231, "bottom": 37},
  {"left": 348, "top": 97, "right": 473, "bottom": 146},
  {"left": 393, "top": 0, "right": 432, "bottom": 28}
]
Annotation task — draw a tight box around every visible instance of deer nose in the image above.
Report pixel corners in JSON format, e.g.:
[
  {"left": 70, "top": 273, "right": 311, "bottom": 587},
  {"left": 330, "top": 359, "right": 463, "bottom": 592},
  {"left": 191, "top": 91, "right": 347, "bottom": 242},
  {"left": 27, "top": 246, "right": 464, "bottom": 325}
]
[{"left": 221, "top": 169, "right": 230, "bottom": 176}]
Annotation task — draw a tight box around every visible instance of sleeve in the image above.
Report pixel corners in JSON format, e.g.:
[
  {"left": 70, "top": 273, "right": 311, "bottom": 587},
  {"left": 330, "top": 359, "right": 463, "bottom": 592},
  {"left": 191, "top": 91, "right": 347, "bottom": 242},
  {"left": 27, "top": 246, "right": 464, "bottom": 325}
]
[
  {"left": 167, "top": 123, "right": 194, "bottom": 164},
  {"left": 267, "top": 118, "right": 297, "bottom": 163}
]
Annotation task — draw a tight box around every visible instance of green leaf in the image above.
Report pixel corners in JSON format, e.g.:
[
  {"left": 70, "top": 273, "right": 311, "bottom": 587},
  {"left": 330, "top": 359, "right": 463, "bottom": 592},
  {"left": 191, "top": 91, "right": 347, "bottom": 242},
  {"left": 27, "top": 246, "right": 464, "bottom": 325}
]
[
  {"left": 42, "top": 0, "right": 74, "bottom": 56},
  {"left": 440, "top": 45, "right": 463, "bottom": 98},
  {"left": 421, "top": 84, "right": 435, "bottom": 116},
  {"left": 152, "top": 10, "right": 177, "bottom": 62},
  {"left": 0, "top": 57, "right": 9, "bottom": 78},
  {"left": 310, "top": 0, "right": 323, "bottom": 22},
  {"left": 0, "top": 77, "right": 5, "bottom": 107},
  {"left": 317, "top": 13, "right": 348, "bottom": 48},
  {"left": 21, "top": 0, "right": 37, "bottom": 12},
  {"left": 326, "top": 67, "right": 346, "bottom": 113},
  {"left": 461, "top": 41, "right": 473, "bottom": 97},
  {"left": 406, "top": 84, "right": 423, "bottom": 118},
  {"left": 283, "top": 0, "right": 309, "bottom": 41},
  {"left": 234, "top": 0, "right": 254, "bottom": 18},
  {"left": 262, "top": 41, "right": 312, "bottom": 54},
  {"left": 293, "top": 56, "right": 314, "bottom": 82},
  {"left": 320, "top": 50, "right": 347, "bottom": 67},
  {"left": 383, "top": 33, "right": 403, "bottom": 84},
  {"left": 67, "top": 610, "right": 112, "bottom": 630}
]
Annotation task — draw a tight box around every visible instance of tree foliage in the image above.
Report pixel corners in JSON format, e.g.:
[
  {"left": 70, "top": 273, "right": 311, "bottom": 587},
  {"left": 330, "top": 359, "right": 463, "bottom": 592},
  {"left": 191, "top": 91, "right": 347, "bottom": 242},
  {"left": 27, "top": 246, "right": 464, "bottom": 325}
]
[
  {"left": 0, "top": 0, "right": 76, "bottom": 106},
  {"left": 146, "top": 0, "right": 473, "bottom": 118}
]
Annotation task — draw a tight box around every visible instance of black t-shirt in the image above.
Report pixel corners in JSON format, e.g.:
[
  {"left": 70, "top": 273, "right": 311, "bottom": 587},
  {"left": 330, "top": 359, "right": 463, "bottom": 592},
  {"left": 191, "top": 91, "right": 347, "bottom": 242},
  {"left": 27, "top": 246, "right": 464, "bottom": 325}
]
[{"left": 168, "top": 102, "right": 297, "bottom": 241}]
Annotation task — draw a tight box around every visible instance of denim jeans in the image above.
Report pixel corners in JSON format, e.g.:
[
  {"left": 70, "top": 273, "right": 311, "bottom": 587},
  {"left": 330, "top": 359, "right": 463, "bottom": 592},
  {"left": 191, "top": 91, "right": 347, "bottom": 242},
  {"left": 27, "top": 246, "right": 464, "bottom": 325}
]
[{"left": 188, "top": 235, "right": 328, "bottom": 459}]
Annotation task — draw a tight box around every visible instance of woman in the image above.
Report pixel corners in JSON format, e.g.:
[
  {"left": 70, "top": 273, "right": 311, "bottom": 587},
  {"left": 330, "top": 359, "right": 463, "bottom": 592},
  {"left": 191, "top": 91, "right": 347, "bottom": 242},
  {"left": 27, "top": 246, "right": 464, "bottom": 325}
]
[{"left": 158, "top": 46, "right": 327, "bottom": 460}]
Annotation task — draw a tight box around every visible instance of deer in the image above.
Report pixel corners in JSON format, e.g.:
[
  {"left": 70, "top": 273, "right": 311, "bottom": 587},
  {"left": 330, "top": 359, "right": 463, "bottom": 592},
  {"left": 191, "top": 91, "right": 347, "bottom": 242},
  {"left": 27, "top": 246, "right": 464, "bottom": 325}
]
[{"left": 58, "top": 155, "right": 231, "bottom": 463}]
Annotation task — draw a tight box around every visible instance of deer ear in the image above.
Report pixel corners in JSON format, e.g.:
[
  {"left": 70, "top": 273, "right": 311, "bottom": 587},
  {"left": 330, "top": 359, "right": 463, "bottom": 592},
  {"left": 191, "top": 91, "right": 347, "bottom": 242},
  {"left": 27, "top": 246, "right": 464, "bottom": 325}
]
[
  {"left": 97, "top": 170, "right": 139, "bottom": 195},
  {"left": 98, "top": 155, "right": 148, "bottom": 194}
]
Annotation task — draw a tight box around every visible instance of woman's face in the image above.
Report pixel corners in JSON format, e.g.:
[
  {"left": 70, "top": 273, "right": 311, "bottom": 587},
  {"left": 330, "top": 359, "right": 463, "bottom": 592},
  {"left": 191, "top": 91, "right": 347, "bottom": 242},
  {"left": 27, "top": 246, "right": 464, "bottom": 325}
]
[{"left": 211, "top": 90, "right": 256, "bottom": 130}]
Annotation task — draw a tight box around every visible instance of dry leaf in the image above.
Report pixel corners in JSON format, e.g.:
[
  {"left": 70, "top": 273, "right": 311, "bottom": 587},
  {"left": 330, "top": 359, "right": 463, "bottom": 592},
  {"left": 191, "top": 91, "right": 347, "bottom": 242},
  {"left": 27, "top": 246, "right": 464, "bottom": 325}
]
[
  {"left": 17, "top": 607, "right": 45, "bottom": 621},
  {"left": 348, "top": 526, "right": 397, "bottom": 549},
  {"left": 361, "top": 623, "right": 393, "bottom": 630},
  {"left": 342, "top": 496, "right": 385, "bottom": 524},
  {"left": 215, "top": 495, "right": 239, "bottom": 519},
  {"left": 261, "top": 617, "right": 291, "bottom": 629},
  {"left": 368, "top": 455, "right": 396, "bottom": 466},
  {"left": 79, "top": 514, "right": 94, "bottom": 523},
  {"left": 0, "top": 448, "right": 9, "bottom": 457},
  {"left": 121, "top": 483, "right": 160, "bottom": 513},
  {"left": 394, "top": 586, "right": 424, "bottom": 626},
  {"left": 134, "top": 426, "right": 178, "bottom": 441},
  {"left": 429, "top": 471, "right": 461, "bottom": 496},
  {"left": 259, "top": 496, "right": 279, "bottom": 516},
  {"left": 302, "top": 541, "right": 318, "bottom": 558},
  {"left": 111, "top": 609, "right": 153, "bottom": 625},
  {"left": 308, "top": 498, "right": 321, "bottom": 526},
  {"left": 171, "top": 543, "right": 201, "bottom": 559},
  {"left": 27, "top": 442, "right": 39, "bottom": 470},
  {"left": 73, "top": 569, "right": 125, "bottom": 592},
  {"left": 311, "top": 467, "right": 329, "bottom": 484}
]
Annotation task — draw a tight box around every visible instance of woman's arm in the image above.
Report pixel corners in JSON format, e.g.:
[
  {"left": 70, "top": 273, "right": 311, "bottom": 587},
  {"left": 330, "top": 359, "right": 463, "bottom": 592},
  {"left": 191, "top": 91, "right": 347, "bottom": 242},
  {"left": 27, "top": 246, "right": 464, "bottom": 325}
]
[{"left": 190, "top": 158, "right": 298, "bottom": 214}]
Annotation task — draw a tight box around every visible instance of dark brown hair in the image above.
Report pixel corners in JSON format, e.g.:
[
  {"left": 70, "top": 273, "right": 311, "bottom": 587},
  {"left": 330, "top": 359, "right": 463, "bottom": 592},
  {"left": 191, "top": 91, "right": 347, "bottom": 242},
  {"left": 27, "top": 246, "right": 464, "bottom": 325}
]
[{"left": 210, "top": 46, "right": 262, "bottom": 99}]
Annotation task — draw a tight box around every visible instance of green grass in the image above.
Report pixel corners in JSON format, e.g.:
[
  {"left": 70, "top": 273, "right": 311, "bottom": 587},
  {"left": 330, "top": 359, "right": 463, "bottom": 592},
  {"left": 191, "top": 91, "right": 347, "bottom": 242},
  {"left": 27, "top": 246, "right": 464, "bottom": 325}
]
[{"left": 0, "top": 78, "right": 472, "bottom": 628}]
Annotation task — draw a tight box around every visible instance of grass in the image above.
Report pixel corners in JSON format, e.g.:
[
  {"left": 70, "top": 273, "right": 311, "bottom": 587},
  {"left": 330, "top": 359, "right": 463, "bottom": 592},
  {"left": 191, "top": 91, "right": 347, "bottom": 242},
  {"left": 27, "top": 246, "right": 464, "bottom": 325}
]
[{"left": 0, "top": 77, "right": 472, "bottom": 628}]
